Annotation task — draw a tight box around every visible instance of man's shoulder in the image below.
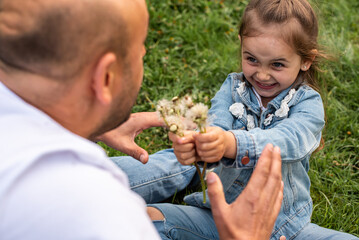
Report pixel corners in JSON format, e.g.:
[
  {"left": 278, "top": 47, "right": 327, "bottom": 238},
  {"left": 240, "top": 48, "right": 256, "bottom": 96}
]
[
  {"left": 0, "top": 152, "right": 159, "bottom": 240},
  {"left": 0, "top": 88, "right": 113, "bottom": 176},
  {"left": 0, "top": 80, "right": 102, "bottom": 161},
  {"left": 0, "top": 79, "right": 133, "bottom": 211}
]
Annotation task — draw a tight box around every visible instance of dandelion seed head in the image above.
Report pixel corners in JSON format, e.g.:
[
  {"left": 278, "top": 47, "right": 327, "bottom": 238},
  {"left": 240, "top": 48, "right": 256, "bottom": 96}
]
[
  {"left": 181, "top": 95, "right": 194, "bottom": 109},
  {"left": 169, "top": 124, "right": 178, "bottom": 132},
  {"left": 173, "top": 103, "right": 187, "bottom": 117},
  {"left": 171, "top": 96, "right": 180, "bottom": 103},
  {"left": 166, "top": 115, "right": 184, "bottom": 135},
  {"left": 157, "top": 96, "right": 208, "bottom": 134},
  {"left": 157, "top": 99, "right": 173, "bottom": 109},
  {"left": 186, "top": 103, "right": 208, "bottom": 125},
  {"left": 168, "top": 108, "right": 175, "bottom": 115},
  {"left": 156, "top": 99, "right": 174, "bottom": 116}
]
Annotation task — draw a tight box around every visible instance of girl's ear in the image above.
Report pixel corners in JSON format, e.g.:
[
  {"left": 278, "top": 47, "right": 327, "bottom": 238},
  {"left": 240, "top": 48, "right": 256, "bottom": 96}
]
[
  {"left": 301, "top": 49, "right": 318, "bottom": 71},
  {"left": 238, "top": 34, "right": 241, "bottom": 42},
  {"left": 91, "top": 53, "right": 117, "bottom": 105}
]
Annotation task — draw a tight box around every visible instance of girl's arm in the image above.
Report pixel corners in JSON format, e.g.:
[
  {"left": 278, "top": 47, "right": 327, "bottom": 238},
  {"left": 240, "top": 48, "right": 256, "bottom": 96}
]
[
  {"left": 207, "top": 74, "right": 237, "bottom": 132},
  {"left": 208, "top": 73, "right": 324, "bottom": 169},
  {"left": 228, "top": 89, "right": 324, "bottom": 168}
]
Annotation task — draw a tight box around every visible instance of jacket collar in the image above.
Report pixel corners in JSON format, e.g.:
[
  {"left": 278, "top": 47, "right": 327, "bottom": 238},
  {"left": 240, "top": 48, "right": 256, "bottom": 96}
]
[{"left": 234, "top": 73, "right": 296, "bottom": 116}]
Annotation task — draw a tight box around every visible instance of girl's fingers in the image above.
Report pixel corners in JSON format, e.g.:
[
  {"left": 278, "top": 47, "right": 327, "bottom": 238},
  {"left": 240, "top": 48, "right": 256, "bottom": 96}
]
[
  {"left": 182, "top": 157, "right": 197, "bottom": 165},
  {"left": 173, "top": 147, "right": 197, "bottom": 165},
  {"left": 196, "top": 140, "right": 223, "bottom": 153},
  {"left": 194, "top": 133, "right": 217, "bottom": 143},
  {"left": 175, "top": 152, "right": 197, "bottom": 165},
  {"left": 169, "top": 132, "right": 194, "bottom": 144},
  {"left": 194, "top": 127, "right": 222, "bottom": 143},
  {"left": 175, "top": 149, "right": 196, "bottom": 160},
  {"left": 173, "top": 142, "right": 195, "bottom": 152},
  {"left": 196, "top": 149, "right": 222, "bottom": 161},
  {"left": 197, "top": 148, "right": 224, "bottom": 159}
]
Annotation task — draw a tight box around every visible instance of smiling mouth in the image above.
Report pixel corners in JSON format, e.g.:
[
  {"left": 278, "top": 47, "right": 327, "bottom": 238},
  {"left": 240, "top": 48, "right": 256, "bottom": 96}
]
[{"left": 255, "top": 81, "right": 277, "bottom": 90}]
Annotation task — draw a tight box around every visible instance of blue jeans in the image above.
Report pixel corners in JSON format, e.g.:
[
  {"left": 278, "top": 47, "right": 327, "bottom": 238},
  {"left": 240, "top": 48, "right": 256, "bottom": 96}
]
[
  {"left": 111, "top": 149, "right": 358, "bottom": 240},
  {"left": 111, "top": 149, "right": 198, "bottom": 203},
  {"left": 148, "top": 204, "right": 358, "bottom": 240}
]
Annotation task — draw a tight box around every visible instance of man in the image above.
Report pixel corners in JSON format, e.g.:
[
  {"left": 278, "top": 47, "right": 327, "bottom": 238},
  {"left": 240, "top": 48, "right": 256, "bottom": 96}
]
[{"left": 0, "top": 0, "right": 283, "bottom": 239}]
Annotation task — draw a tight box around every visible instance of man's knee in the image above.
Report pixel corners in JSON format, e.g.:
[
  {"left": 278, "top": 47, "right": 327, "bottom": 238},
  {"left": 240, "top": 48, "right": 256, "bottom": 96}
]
[{"left": 147, "top": 207, "right": 165, "bottom": 221}]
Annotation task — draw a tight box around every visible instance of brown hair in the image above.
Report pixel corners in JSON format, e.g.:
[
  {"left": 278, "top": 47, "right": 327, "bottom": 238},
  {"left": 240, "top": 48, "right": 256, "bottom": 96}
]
[{"left": 239, "top": 0, "right": 324, "bottom": 91}]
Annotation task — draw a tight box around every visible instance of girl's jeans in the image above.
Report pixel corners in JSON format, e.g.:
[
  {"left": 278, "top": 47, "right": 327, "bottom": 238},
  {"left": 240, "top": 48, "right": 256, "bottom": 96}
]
[
  {"left": 111, "top": 149, "right": 358, "bottom": 240},
  {"left": 111, "top": 149, "right": 199, "bottom": 203}
]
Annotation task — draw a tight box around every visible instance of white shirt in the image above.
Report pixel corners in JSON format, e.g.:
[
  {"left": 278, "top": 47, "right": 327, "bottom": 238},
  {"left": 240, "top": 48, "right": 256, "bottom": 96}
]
[{"left": 0, "top": 81, "right": 160, "bottom": 240}]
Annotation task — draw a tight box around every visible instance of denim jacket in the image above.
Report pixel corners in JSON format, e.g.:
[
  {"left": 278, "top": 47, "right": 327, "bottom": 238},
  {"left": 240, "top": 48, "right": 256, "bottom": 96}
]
[{"left": 184, "top": 72, "right": 325, "bottom": 240}]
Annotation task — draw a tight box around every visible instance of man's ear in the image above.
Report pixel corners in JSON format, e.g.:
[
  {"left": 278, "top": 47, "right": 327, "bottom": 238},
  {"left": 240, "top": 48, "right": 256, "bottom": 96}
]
[
  {"left": 92, "top": 53, "right": 117, "bottom": 105},
  {"left": 301, "top": 49, "right": 318, "bottom": 71}
]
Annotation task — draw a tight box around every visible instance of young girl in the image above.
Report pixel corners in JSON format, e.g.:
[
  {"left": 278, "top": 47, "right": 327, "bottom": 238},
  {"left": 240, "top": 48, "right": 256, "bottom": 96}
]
[
  {"left": 112, "top": 0, "right": 357, "bottom": 239},
  {"left": 148, "top": 0, "right": 323, "bottom": 238}
]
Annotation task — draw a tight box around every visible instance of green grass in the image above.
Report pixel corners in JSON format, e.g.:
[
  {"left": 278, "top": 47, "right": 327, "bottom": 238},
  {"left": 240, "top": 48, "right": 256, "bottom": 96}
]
[{"left": 101, "top": 0, "right": 359, "bottom": 236}]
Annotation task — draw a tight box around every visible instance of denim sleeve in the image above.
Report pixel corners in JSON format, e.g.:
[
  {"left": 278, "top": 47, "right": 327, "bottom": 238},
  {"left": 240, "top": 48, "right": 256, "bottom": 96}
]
[
  {"left": 227, "top": 89, "right": 325, "bottom": 168},
  {"left": 208, "top": 74, "right": 235, "bottom": 131}
]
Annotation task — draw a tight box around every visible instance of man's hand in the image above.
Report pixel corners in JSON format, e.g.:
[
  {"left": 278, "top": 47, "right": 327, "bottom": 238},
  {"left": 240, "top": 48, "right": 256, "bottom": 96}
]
[
  {"left": 96, "top": 112, "right": 164, "bottom": 164},
  {"left": 207, "top": 144, "right": 283, "bottom": 240}
]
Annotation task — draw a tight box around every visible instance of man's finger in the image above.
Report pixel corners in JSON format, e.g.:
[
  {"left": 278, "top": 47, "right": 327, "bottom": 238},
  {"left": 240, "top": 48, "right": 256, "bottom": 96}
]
[
  {"left": 247, "top": 144, "right": 274, "bottom": 191},
  {"left": 128, "top": 145, "right": 149, "bottom": 164},
  {"left": 265, "top": 146, "right": 282, "bottom": 204},
  {"left": 273, "top": 181, "right": 284, "bottom": 216},
  {"left": 207, "top": 172, "right": 227, "bottom": 217}
]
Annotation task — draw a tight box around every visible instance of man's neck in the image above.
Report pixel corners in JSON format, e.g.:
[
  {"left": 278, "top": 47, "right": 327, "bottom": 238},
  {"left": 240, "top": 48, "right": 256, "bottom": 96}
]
[{"left": 0, "top": 70, "right": 95, "bottom": 139}]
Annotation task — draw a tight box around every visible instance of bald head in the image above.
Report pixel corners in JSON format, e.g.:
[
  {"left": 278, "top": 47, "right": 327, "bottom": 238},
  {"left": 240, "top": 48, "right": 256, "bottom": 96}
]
[{"left": 0, "top": 0, "right": 130, "bottom": 80}]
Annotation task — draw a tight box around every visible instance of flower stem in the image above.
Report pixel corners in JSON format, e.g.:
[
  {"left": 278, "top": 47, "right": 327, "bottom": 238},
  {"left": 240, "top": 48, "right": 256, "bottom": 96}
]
[
  {"left": 197, "top": 126, "right": 207, "bottom": 203},
  {"left": 193, "top": 162, "right": 207, "bottom": 203},
  {"left": 201, "top": 162, "right": 207, "bottom": 203}
]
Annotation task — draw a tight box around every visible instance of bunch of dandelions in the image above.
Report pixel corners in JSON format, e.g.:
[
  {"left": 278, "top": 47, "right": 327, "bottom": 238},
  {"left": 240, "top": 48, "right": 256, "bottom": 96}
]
[{"left": 156, "top": 95, "right": 209, "bottom": 203}]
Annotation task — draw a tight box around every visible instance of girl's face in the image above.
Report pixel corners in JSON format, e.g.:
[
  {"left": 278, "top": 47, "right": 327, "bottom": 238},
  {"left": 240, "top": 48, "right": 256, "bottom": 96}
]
[{"left": 241, "top": 26, "right": 308, "bottom": 106}]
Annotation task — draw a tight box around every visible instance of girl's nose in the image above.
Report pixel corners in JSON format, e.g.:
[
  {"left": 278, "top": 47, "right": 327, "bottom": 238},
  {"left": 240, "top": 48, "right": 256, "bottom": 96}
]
[{"left": 256, "top": 71, "right": 270, "bottom": 81}]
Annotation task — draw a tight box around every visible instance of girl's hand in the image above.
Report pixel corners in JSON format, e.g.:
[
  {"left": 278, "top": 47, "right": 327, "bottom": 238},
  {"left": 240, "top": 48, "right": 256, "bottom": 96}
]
[
  {"left": 194, "top": 126, "right": 236, "bottom": 163},
  {"left": 169, "top": 131, "right": 199, "bottom": 165}
]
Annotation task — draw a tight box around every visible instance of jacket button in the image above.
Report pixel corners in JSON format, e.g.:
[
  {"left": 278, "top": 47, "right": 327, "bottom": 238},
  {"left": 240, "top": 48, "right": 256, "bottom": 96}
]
[{"left": 241, "top": 156, "right": 250, "bottom": 165}]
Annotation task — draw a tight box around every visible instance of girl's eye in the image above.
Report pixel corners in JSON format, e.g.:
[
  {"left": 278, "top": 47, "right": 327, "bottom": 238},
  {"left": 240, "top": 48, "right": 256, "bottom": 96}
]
[
  {"left": 273, "top": 62, "right": 284, "bottom": 68},
  {"left": 247, "top": 57, "right": 257, "bottom": 63}
]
